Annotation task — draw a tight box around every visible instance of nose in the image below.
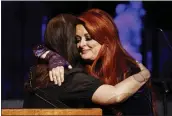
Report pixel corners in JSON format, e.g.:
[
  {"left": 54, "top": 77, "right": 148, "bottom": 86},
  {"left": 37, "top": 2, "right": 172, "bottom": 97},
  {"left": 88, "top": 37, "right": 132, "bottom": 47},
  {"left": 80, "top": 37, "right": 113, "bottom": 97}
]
[{"left": 79, "top": 38, "right": 86, "bottom": 47}]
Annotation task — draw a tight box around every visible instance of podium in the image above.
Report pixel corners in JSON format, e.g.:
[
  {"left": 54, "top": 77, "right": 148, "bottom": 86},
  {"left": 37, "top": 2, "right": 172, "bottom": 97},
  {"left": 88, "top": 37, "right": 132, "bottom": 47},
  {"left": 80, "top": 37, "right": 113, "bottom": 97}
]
[{"left": 2, "top": 108, "right": 102, "bottom": 116}]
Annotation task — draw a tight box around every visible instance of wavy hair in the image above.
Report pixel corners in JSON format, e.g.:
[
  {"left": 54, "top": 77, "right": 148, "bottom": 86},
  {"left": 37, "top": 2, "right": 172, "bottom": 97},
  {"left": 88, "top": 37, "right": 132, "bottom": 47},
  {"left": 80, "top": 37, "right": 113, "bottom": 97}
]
[
  {"left": 79, "top": 8, "right": 140, "bottom": 85},
  {"left": 79, "top": 8, "right": 156, "bottom": 116}
]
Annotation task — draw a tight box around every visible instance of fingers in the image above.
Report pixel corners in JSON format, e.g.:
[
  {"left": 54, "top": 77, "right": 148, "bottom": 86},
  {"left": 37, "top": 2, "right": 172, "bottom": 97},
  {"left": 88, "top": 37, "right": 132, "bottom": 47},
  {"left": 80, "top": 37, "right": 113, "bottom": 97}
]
[
  {"left": 49, "top": 71, "right": 53, "bottom": 81},
  {"left": 59, "top": 66, "right": 64, "bottom": 83},
  {"left": 49, "top": 67, "right": 65, "bottom": 86},
  {"left": 136, "top": 61, "right": 147, "bottom": 71},
  {"left": 68, "top": 65, "right": 72, "bottom": 69},
  {"left": 52, "top": 69, "right": 58, "bottom": 85},
  {"left": 137, "top": 63, "right": 151, "bottom": 80},
  {"left": 137, "top": 63, "right": 146, "bottom": 71},
  {"left": 56, "top": 68, "right": 62, "bottom": 86}
]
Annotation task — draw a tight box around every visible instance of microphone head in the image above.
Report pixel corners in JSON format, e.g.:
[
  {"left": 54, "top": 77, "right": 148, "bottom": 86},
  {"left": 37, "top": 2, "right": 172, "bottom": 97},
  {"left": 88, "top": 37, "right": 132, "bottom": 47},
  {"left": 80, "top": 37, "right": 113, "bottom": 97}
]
[{"left": 156, "top": 28, "right": 163, "bottom": 32}]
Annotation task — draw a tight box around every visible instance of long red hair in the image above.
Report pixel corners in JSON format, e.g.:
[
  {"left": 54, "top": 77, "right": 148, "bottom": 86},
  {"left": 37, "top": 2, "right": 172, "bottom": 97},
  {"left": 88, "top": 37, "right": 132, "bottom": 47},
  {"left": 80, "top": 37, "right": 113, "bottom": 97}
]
[
  {"left": 79, "top": 8, "right": 139, "bottom": 85},
  {"left": 79, "top": 8, "right": 157, "bottom": 116}
]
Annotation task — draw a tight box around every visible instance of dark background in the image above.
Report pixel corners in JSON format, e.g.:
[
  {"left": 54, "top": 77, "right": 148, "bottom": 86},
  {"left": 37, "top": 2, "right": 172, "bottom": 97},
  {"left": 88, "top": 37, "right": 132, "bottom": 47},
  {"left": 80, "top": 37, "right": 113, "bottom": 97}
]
[{"left": 1, "top": 1, "right": 172, "bottom": 101}]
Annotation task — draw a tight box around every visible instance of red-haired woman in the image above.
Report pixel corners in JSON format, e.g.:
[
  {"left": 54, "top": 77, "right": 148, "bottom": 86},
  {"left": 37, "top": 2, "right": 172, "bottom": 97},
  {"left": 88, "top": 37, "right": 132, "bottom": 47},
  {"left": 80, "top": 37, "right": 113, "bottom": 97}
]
[
  {"left": 77, "top": 8, "right": 155, "bottom": 116},
  {"left": 33, "top": 9, "right": 154, "bottom": 115}
]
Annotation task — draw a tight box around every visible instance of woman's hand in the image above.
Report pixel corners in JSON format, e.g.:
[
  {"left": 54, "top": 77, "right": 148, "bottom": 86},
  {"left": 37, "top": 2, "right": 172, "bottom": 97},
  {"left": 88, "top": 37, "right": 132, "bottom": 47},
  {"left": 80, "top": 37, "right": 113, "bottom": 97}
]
[
  {"left": 135, "top": 62, "right": 151, "bottom": 83},
  {"left": 33, "top": 44, "right": 73, "bottom": 86},
  {"left": 48, "top": 54, "right": 72, "bottom": 86},
  {"left": 49, "top": 66, "right": 64, "bottom": 86},
  {"left": 49, "top": 65, "right": 72, "bottom": 86}
]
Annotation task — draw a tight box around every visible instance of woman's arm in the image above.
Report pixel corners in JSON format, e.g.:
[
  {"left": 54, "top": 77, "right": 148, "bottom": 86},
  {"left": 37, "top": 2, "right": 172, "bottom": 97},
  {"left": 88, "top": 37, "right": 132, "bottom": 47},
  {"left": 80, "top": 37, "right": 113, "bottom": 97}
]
[
  {"left": 33, "top": 45, "right": 151, "bottom": 105},
  {"left": 32, "top": 45, "right": 150, "bottom": 99},
  {"left": 92, "top": 63, "right": 150, "bottom": 105},
  {"left": 33, "top": 45, "right": 72, "bottom": 85},
  {"left": 49, "top": 61, "right": 150, "bottom": 105}
]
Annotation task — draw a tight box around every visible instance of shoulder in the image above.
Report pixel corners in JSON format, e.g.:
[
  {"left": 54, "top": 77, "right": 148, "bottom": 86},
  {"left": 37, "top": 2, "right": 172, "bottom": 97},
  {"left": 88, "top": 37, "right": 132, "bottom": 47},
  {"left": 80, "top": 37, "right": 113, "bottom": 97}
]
[
  {"left": 62, "top": 68, "right": 103, "bottom": 93},
  {"left": 65, "top": 68, "right": 99, "bottom": 82}
]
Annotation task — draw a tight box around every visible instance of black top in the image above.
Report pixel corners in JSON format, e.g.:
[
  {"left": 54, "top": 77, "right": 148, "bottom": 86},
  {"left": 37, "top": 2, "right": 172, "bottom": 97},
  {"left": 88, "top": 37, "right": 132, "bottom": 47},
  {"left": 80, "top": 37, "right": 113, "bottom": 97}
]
[
  {"left": 23, "top": 68, "right": 103, "bottom": 108},
  {"left": 23, "top": 67, "right": 153, "bottom": 116},
  {"left": 119, "top": 86, "right": 153, "bottom": 116}
]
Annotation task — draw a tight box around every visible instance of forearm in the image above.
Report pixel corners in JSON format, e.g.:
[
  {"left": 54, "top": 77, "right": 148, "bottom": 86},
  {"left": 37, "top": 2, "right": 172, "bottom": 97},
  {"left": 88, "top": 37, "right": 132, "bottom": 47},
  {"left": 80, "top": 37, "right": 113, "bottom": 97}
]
[
  {"left": 92, "top": 65, "right": 150, "bottom": 105},
  {"left": 92, "top": 76, "right": 146, "bottom": 105},
  {"left": 108, "top": 71, "right": 150, "bottom": 103}
]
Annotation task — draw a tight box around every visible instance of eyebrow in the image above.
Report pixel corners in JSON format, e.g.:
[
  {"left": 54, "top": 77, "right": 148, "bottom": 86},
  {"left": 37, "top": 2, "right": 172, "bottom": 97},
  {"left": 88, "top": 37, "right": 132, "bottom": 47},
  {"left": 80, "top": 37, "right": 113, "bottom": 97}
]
[
  {"left": 75, "top": 33, "right": 91, "bottom": 39},
  {"left": 84, "top": 33, "right": 91, "bottom": 37},
  {"left": 75, "top": 35, "right": 81, "bottom": 39}
]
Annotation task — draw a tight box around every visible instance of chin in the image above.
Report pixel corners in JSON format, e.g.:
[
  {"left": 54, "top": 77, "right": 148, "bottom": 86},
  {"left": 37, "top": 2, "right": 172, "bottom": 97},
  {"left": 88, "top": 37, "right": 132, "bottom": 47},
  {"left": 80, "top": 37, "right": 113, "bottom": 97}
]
[
  {"left": 81, "top": 54, "right": 90, "bottom": 60},
  {"left": 81, "top": 56, "right": 90, "bottom": 60}
]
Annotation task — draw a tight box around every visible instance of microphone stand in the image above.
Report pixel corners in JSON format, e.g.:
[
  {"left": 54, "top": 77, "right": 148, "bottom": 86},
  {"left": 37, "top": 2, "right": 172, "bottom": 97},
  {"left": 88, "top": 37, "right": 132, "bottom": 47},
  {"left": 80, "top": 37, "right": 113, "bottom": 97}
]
[
  {"left": 155, "top": 28, "right": 172, "bottom": 116},
  {"left": 162, "top": 81, "right": 169, "bottom": 116}
]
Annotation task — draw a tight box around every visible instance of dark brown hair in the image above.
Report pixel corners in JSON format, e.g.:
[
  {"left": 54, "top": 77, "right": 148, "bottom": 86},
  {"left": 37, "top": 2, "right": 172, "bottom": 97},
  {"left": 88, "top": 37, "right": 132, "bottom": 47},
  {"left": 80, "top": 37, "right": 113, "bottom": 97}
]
[{"left": 35, "top": 14, "right": 81, "bottom": 88}]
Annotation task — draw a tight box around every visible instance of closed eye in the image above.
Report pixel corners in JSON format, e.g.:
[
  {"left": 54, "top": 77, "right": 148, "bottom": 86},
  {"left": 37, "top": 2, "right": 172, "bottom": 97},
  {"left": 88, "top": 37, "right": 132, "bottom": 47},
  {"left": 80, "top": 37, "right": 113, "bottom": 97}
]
[
  {"left": 85, "top": 34, "right": 92, "bottom": 41},
  {"left": 75, "top": 35, "right": 81, "bottom": 43},
  {"left": 86, "top": 37, "right": 93, "bottom": 41}
]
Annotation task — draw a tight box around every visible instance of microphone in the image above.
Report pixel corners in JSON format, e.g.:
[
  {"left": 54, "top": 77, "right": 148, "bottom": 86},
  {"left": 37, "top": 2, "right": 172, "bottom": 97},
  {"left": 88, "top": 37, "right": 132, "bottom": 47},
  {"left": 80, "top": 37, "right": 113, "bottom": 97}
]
[{"left": 156, "top": 28, "right": 172, "bottom": 54}]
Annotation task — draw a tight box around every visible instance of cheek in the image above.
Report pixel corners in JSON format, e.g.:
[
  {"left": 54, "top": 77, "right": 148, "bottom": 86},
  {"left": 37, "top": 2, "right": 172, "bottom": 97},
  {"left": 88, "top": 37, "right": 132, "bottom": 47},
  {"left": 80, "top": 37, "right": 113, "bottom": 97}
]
[
  {"left": 90, "top": 47, "right": 100, "bottom": 58},
  {"left": 92, "top": 44, "right": 101, "bottom": 53},
  {"left": 95, "top": 47, "right": 101, "bottom": 54}
]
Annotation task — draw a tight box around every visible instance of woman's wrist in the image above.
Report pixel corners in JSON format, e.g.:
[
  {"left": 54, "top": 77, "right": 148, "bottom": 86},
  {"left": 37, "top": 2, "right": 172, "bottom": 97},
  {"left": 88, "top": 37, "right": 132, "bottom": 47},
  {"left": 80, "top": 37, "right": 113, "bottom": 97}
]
[
  {"left": 132, "top": 70, "right": 150, "bottom": 83},
  {"left": 133, "top": 73, "right": 146, "bottom": 83},
  {"left": 44, "top": 51, "right": 57, "bottom": 61}
]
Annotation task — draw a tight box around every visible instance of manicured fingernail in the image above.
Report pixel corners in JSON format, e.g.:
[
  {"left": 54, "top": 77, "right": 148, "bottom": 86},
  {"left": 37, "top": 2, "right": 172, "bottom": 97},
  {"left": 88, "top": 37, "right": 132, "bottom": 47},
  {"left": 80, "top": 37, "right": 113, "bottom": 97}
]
[{"left": 68, "top": 65, "right": 72, "bottom": 69}]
